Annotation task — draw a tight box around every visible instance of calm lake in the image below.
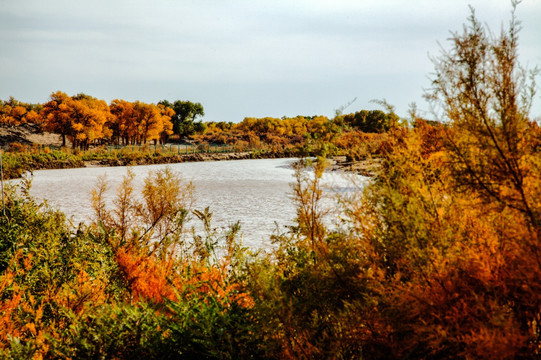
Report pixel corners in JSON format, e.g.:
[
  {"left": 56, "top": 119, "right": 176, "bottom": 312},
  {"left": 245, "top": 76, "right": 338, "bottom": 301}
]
[{"left": 12, "top": 158, "right": 365, "bottom": 248}]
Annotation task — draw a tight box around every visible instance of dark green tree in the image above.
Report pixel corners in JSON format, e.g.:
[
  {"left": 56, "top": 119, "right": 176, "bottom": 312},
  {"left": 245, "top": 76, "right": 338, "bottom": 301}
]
[
  {"left": 159, "top": 100, "right": 205, "bottom": 138},
  {"left": 343, "top": 109, "right": 398, "bottom": 133}
]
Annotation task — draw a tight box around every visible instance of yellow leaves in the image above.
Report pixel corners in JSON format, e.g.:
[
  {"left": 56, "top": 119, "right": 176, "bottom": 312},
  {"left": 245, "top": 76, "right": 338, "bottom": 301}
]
[
  {"left": 72, "top": 123, "right": 83, "bottom": 132},
  {"left": 41, "top": 92, "right": 110, "bottom": 148},
  {"left": 353, "top": 116, "right": 541, "bottom": 357},
  {"left": 109, "top": 100, "right": 173, "bottom": 144},
  {"left": 158, "top": 103, "right": 175, "bottom": 140},
  {"left": 233, "top": 115, "right": 333, "bottom": 145},
  {"left": 25, "top": 110, "right": 41, "bottom": 124},
  {"left": 0, "top": 101, "right": 30, "bottom": 125},
  {"left": 55, "top": 269, "right": 107, "bottom": 314},
  {"left": 25, "top": 322, "right": 37, "bottom": 337},
  {"left": 12, "top": 105, "right": 27, "bottom": 118},
  {"left": 40, "top": 93, "right": 177, "bottom": 148}
]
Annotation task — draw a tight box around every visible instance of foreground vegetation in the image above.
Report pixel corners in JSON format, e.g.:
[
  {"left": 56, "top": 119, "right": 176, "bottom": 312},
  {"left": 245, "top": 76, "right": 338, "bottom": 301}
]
[{"left": 1, "top": 4, "right": 541, "bottom": 359}]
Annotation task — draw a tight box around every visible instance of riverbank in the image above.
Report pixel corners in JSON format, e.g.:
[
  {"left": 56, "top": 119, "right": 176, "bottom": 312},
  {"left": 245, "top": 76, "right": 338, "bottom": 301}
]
[
  {"left": 328, "top": 156, "right": 382, "bottom": 177},
  {"left": 0, "top": 123, "right": 382, "bottom": 179},
  {"left": 1, "top": 148, "right": 303, "bottom": 179},
  {"left": 3, "top": 140, "right": 381, "bottom": 179},
  {"left": 83, "top": 150, "right": 298, "bottom": 168},
  {"left": 2, "top": 148, "right": 381, "bottom": 180}
]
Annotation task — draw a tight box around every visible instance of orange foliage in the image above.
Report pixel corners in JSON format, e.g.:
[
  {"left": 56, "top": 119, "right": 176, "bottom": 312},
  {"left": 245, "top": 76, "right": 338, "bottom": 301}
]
[
  {"left": 115, "top": 246, "right": 177, "bottom": 303},
  {"left": 109, "top": 99, "right": 137, "bottom": 145},
  {"left": 68, "top": 94, "right": 112, "bottom": 149},
  {"left": 41, "top": 91, "right": 73, "bottom": 145},
  {"left": 196, "top": 115, "right": 335, "bottom": 148},
  {"left": 347, "top": 118, "right": 541, "bottom": 357},
  {"left": 332, "top": 130, "right": 389, "bottom": 159},
  {"left": 39, "top": 93, "right": 174, "bottom": 149},
  {"left": 412, "top": 119, "right": 447, "bottom": 157},
  {"left": 52, "top": 269, "right": 108, "bottom": 314},
  {"left": 0, "top": 97, "right": 35, "bottom": 125},
  {"left": 114, "top": 246, "right": 253, "bottom": 308},
  {"left": 108, "top": 100, "right": 173, "bottom": 145}
]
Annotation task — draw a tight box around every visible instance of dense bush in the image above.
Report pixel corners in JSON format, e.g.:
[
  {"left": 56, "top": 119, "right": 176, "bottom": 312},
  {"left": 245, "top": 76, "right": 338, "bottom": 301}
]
[{"left": 0, "top": 169, "right": 261, "bottom": 359}]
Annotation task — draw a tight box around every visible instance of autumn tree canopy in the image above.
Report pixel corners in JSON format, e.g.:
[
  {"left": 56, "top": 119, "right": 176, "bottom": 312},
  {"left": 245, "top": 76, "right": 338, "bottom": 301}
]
[
  {"left": 40, "top": 92, "right": 112, "bottom": 149},
  {"left": 40, "top": 93, "right": 175, "bottom": 148},
  {"left": 0, "top": 97, "right": 41, "bottom": 126},
  {"left": 3, "top": 91, "right": 402, "bottom": 153},
  {"left": 342, "top": 109, "right": 399, "bottom": 133}
]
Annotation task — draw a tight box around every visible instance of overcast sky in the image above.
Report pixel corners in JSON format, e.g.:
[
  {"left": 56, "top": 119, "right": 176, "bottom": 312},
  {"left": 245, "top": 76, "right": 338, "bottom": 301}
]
[{"left": 1, "top": 0, "right": 540, "bottom": 122}]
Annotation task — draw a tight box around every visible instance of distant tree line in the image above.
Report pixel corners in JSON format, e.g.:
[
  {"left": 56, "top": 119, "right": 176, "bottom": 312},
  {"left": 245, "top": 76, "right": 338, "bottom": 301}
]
[
  {"left": 1, "top": 91, "right": 401, "bottom": 150},
  {"left": 0, "top": 92, "right": 206, "bottom": 149}
]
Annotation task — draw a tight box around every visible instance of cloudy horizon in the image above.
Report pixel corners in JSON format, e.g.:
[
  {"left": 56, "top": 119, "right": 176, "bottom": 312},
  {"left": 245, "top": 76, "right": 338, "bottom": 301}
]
[{"left": 1, "top": 0, "right": 540, "bottom": 122}]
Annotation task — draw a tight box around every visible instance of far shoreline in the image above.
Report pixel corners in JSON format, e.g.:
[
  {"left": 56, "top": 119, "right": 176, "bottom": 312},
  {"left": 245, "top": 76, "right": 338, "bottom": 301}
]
[
  {"left": 11, "top": 150, "right": 380, "bottom": 179},
  {"left": 79, "top": 152, "right": 381, "bottom": 177},
  {"left": 0, "top": 123, "right": 382, "bottom": 180}
]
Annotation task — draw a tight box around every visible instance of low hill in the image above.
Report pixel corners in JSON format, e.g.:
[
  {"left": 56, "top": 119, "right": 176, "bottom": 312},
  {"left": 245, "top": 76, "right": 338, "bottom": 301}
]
[{"left": 0, "top": 123, "right": 64, "bottom": 148}]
